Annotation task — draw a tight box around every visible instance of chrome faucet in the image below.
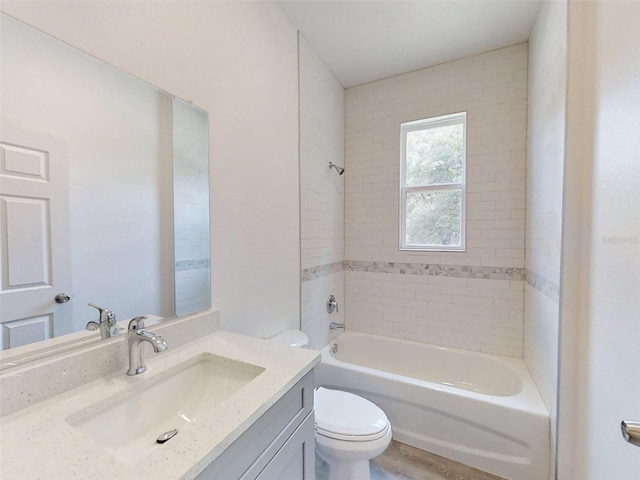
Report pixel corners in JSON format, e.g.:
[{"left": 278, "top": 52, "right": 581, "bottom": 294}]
[
  {"left": 327, "top": 294, "right": 339, "bottom": 314},
  {"left": 329, "top": 322, "right": 345, "bottom": 332},
  {"left": 86, "top": 303, "right": 117, "bottom": 339},
  {"left": 127, "top": 316, "right": 168, "bottom": 376}
]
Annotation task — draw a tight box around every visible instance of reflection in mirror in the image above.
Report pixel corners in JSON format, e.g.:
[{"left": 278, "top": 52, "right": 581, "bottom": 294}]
[
  {"left": 172, "top": 98, "right": 211, "bottom": 316},
  {"left": 0, "top": 14, "right": 210, "bottom": 351}
]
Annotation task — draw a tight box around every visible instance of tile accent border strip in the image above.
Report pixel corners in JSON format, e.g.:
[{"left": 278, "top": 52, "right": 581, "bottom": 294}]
[
  {"left": 176, "top": 258, "right": 210, "bottom": 272},
  {"left": 345, "top": 260, "right": 526, "bottom": 281},
  {"left": 301, "top": 261, "right": 344, "bottom": 281},
  {"left": 525, "top": 269, "right": 560, "bottom": 304},
  {"left": 302, "top": 260, "right": 525, "bottom": 282},
  {"left": 302, "top": 262, "right": 561, "bottom": 303}
]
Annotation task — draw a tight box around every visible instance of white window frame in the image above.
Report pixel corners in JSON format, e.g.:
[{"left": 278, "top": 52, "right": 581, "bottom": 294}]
[{"left": 399, "top": 111, "right": 467, "bottom": 252}]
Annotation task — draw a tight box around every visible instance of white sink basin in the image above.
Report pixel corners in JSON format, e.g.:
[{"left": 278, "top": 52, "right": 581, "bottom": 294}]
[{"left": 69, "top": 352, "right": 264, "bottom": 463}]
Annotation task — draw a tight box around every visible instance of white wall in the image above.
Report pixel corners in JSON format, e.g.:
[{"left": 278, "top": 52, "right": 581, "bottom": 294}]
[
  {"left": 299, "top": 34, "right": 346, "bottom": 349},
  {"left": 1, "top": 1, "right": 301, "bottom": 338},
  {"left": 523, "top": 1, "right": 567, "bottom": 474},
  {"left": 1, "top": 14, "right": 174, "bottom": 330},
  {"left": 559, "top": 2, "right": 640, "bottom": 478},
  {"left": 344, "top": 44, "right": 528, "bottom": 357}
]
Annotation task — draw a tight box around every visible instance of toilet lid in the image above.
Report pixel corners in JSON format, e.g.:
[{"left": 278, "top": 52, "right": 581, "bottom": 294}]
[{"left": 314, "top": 387, "right": 389, "bottom": 441}]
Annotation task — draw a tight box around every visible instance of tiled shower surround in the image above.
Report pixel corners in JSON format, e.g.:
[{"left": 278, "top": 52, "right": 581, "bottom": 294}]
[
  {"left": 302, "top": 260, "right": 557, "bottom": 358},
  {"left": 343, "top": 43, "right": 529, "bottom": 357},
  {"left": 524, "top": 1, "right": 567, "bottom": 465},
  {"left": 300, "top": 40, "right": 534, "bottom": 357},
  {"left": 525, "top": 270, "right": 560, "bottom": 305},
  {"left": 173, "top": 99, "right": 211, "bottom": 317},
  {"left": 299, "top": 35, "right": 345, "bottom": 349}
]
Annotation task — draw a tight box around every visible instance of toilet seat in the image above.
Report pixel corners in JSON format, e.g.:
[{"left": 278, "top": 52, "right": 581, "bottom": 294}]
[
  {"left": 316, "top": 422, "right": 391, "bottom": 442},
  {"left": 314, "top": 387, "right": 389, "bottom": 442}
]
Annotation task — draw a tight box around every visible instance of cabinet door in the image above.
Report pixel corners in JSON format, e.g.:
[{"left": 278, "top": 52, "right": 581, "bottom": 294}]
[
  {"left": 196, "top": 372, "right": 314, "bottom": 480},
  {"left": 255, "top": 414, "right": 315, "bottom": 480}
]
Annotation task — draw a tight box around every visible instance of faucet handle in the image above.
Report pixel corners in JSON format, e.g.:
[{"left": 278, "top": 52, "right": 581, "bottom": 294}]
[
  {"left": 88, "top": 303, "right": 116, "bottom": 325},
  {"left": 327, "top": 294, "right": 339, "bottom": 314},
  {"left": 128, "top": 316, "right": 148, "bottom": 332},
  {"left": 85, "top": 321, "right": 100, "bottom": 331}
]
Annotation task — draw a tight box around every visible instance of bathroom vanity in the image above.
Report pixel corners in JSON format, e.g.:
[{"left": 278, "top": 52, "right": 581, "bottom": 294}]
[
  {"left": 197, "top": 371, "right": 315, "bottom": 479},
  {"left": 0, "top": 312, "right": 319, "bottom": 479}
]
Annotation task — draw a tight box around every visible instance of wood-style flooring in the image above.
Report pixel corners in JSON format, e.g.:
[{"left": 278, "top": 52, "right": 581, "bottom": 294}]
[{"left": 316, "top": 440, "right": 507, "bottom": 480}]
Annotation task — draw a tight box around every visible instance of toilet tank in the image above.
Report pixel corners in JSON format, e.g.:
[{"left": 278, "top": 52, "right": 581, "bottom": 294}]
[{"left": 270, "top": 330, "right": 309, "bottom": 348}]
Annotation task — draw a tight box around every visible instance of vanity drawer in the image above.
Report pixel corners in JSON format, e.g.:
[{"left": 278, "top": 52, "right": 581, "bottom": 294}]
[{"left": 195, "top": 370, "right": 314, "bottom": 480}]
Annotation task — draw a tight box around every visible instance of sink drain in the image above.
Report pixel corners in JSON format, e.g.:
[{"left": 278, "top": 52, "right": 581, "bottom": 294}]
[{"left": 156, "top": 428, "right": 178, "bottom": 444}]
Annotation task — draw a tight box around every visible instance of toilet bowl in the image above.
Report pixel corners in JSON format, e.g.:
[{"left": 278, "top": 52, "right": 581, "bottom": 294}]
[
  {"left": 270, "top": 330, "right": 392, "bottom": 480},
  {"left": 315, "top": 387, "right": 392, "bottom": 480}
]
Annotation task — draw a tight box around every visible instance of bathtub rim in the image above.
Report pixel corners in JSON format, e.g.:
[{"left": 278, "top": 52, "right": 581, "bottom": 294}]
[{"left": 320, "top": 330, "right": 548, "bottom": 417}]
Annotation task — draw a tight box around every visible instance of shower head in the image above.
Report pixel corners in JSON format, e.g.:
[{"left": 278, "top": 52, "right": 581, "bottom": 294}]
[{"left": 329, "top": 162, "right": 345, "bottom": 175}]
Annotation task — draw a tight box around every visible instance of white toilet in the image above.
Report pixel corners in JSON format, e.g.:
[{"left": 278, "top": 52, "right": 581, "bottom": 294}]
[{"left": 271, "top": 330, "right": 392, "bottom": 480}]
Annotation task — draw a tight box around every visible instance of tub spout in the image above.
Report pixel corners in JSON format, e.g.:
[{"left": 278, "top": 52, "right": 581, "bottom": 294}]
[{"left": 329, "top": 322, "right": 345, "bottom": 332}]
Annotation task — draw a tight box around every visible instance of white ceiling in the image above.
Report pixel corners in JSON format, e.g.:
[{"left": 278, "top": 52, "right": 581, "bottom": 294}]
[{"left": 278, "top": 0, "right": 541, "bottom": 88}]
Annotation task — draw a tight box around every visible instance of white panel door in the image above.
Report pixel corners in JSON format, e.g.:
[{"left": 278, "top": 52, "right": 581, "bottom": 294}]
[{"left": 0, "top": 129, "right": 72, "bottom": 349}]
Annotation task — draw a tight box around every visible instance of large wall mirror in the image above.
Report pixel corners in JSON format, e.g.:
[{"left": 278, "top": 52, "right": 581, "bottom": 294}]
[{"left": 0, "top": 14, "right": 211, "bottom": 351}]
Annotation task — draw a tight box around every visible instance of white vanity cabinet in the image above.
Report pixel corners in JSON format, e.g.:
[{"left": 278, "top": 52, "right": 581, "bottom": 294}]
[{"left": 196, "top": 370, "right": 315, "bottom": 480}]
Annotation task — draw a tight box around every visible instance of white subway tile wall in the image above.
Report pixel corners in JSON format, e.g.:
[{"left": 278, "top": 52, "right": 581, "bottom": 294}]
[
  {"left": 524, "top": 1, "right": 567, "bottom": 469},
  {"left": 302, "top": 272, "right": 345, "bottom": 350},
  {"left": 299, "top": 35, "right": 346, "bottom": 348},
  {"left": 345, "top": 43, "right": 528, "bottom": 357},
  {"left": 175, "top": 268, "right": 211, "bottom": 316},
  {"left": 173, "top": 98, "right": 211, "bottom": 316}
]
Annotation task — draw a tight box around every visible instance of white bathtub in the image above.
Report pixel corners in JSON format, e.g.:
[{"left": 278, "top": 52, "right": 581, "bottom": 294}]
[{"left": 315, "top": 332, "right": 549, "bottom": 480}]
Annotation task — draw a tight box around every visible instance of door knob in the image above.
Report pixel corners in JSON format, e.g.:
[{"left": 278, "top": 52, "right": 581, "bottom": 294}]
[
  {"left": 54, "top": 293, "right": 71, "bottom": 304},
  {"left": 621, "top": 420, "right": 640, "bottom": 447}
]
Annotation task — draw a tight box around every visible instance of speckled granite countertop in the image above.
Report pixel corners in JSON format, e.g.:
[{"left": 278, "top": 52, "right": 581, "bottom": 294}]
[{"left": 0, "top": 331, "right": 319, "bottom": 479}]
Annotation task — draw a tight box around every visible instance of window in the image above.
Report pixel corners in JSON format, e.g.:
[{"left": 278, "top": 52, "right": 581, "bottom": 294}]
[{"left": 400, "top": 112, "right": 466, "bottom": 251}]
